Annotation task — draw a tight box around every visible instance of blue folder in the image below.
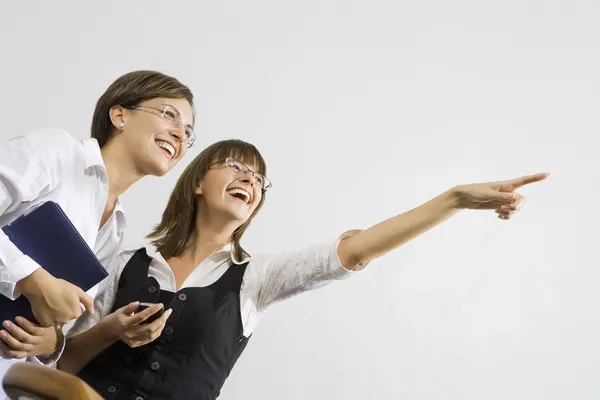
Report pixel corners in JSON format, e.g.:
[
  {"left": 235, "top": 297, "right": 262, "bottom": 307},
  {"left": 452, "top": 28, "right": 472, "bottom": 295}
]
[{"left": 0, "top": 201, "right": 108, "bottom": 324}]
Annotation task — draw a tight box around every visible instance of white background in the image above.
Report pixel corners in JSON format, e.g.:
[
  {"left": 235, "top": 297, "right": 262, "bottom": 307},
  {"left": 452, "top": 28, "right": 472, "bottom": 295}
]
[{"left": 1, "top": 1, "right": 598, "bottom": 399}]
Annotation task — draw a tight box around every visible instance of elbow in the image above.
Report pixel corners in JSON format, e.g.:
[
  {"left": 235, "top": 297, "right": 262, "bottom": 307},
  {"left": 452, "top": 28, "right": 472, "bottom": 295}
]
[
  {"left": 337, "top": 238, "right": 368, "bottom": 271},
  {"left": 342, "top": 254, "right": 366, "bottom": 271}
]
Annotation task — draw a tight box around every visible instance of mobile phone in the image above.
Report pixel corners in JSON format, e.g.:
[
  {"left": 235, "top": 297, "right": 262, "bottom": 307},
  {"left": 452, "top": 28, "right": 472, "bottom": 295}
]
[{"left": 137, "top": 302, "right": 165, "bottom": 324}]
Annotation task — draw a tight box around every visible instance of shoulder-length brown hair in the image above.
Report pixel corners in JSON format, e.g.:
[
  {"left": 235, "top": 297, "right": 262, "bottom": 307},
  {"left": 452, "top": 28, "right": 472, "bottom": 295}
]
[{"left": 147, "top": 139, "right": 268, "bottom": 260}]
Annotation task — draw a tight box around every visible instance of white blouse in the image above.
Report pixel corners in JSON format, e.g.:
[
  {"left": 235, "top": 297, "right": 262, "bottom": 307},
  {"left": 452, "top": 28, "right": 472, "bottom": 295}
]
[{"left": 67, "top": 230, "right": 364, "bottom": 340}]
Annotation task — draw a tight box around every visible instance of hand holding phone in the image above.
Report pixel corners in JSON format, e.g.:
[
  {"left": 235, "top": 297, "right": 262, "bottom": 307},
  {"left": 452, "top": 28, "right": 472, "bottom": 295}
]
[
  {"left": 100, "top": 301, "right": 172, "bottom": 348},
  {"left": 137, "top": 302, "right": 165, "bottom": 324}
]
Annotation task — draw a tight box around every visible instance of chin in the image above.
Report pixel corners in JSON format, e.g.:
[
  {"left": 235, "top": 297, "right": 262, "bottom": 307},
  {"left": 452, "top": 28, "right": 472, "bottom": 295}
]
[
  {"left": 155, "top": 166, "right": 172, "bottom": 176},
  {"left": 225, "top": 208, "right": 252, "bottom": 224},
  {"left": 146, "top": 159, "right": 173, "bottom": 176}
]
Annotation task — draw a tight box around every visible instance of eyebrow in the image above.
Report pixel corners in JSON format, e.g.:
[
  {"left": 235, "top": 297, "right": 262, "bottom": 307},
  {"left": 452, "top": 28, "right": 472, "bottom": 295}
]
[{"left": 237, "top": 159, "right": 260, "bottom": 174}]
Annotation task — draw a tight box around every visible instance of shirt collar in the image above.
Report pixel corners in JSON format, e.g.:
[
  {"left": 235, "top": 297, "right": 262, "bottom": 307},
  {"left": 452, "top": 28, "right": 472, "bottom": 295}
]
[
  {"left": 81, "top": 138, "right": 126, "bottom": 233},
  {"left": 222, "top": 242, "right": 252, "bottom": 265},
  {"left": 81, "top": 138, "right": 105, "bottom": 169},
  {"left": 143, "top": 242, "right": 252, "bottom": 265},
  {"left": 113, "top": 198, "right": 127, "bottom": 234}
]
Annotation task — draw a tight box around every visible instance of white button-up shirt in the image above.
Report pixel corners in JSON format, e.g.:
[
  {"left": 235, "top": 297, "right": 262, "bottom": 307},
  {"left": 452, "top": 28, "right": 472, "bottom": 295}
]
[
  {"left": 0, "top": 128, "right": 126, "bottom": 299},
  {"left": 0, "top": 128, "right": 126, "bottom": 376},
  {"left": 67, "top": 230, "right": 362, "bottom": 340}
]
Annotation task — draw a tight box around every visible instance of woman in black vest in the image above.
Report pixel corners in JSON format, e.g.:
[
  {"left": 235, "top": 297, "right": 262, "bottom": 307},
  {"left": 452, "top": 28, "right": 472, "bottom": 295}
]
[{"left": 4, "top": 139, "right": 548, "bottom": 399}]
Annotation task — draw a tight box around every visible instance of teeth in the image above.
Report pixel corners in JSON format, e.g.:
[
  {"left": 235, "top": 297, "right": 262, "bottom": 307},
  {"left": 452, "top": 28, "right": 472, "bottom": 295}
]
[
  {"left": 227, "top": 188, "right": 251, "bottom": 203},
  {"left": 157, "top": 140, "right": 175, "bottom": 158}
]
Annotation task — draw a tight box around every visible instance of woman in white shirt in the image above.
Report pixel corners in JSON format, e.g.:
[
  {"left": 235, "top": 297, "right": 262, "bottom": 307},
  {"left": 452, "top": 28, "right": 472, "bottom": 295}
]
[
  {"left": 0, "top": 70, "right": 195, "bottom": 369},
  {"left": 5, "top": 139, "right": 547, "bottom": 399}
]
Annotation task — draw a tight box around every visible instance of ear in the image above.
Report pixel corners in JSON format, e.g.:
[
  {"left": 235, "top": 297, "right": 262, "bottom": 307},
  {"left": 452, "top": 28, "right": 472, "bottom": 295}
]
[
  {"left": 194, "top": 182, "right": 203, "bottom": 195},
  {"left": 108, "top": 105, "right": 126, "bottom": 130}
]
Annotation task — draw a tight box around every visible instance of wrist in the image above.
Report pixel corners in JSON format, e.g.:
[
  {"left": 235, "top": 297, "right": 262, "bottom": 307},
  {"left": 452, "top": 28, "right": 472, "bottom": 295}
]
[
  {"left": 446, "top": 186, "right": 466, "bottom": 209},
  {"left": 97, "top": 317, "right": 120, "bottom": 343},
  {"left": 15, "top": 268, "right": 49, "bottom": 298}
]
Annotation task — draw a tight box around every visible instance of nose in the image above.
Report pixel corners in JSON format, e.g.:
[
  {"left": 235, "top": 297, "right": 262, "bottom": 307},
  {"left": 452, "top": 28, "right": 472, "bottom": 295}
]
[
  {"left": 239, "top": 173, "right": 257, "bottom": 186},
  {"left": 169, "top": 126, "right": 186, "bottom": 144}
]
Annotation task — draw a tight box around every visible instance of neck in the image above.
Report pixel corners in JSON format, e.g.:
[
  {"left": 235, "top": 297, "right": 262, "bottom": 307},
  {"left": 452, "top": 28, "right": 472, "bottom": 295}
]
[
  {"left": 180, "top": 204, "right": 240, "bottom": 264},
  {"left": 100, "top": 139, "right": 144, "bottom": 205}
]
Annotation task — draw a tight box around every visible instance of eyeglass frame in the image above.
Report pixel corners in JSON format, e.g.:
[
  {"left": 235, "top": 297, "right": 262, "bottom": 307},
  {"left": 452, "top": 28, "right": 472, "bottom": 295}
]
[
  {"left": 123, "top": 104, "right": 196, "bottom": 148},
  {"left": 209, "top": 157, "right": 272, "bottom": 191}
]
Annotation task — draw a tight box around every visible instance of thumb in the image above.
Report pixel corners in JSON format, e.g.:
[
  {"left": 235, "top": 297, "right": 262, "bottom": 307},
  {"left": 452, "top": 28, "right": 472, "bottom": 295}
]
[
  {"left": 77, "top": 289, "right": 95, "bottom": 316},
  {"left": 118, "top": 301, "right": 140, "bottom": 316}
]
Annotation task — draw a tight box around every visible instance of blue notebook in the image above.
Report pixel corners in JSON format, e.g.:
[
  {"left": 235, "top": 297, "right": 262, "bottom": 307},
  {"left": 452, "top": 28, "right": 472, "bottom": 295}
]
[{"left": 0, "top": 201, "right": 108, "bottom": 324}]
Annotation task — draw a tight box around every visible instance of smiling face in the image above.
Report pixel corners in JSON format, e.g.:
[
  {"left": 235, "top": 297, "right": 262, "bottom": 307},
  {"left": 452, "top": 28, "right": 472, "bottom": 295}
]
[
  {"left": 117, "top": 97, "right": 194, "bottom": 176},
  {"left": 147, "top": 139, "right": 269, "bottom": 260},
  {"left": 195, "top": 157, "right": 266, "bottom": 225}
]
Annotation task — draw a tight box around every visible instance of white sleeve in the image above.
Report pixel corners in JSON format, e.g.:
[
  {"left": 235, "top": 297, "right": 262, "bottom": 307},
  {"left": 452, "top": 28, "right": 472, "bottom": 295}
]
[
  {"left": 64, "top": 250, "right": 133, "bottom": 340},
  {"left": 0, "top": 128, "right": 78, "bottom": 299},
  {"left": 239, "top": 230, "right": 365, "bottom": 335},
  {"left": 29, "top": 327, "right": 66, "bottom": 367},
  {"left": 28, "top": 250, "right": 132, "bottom": 366}
]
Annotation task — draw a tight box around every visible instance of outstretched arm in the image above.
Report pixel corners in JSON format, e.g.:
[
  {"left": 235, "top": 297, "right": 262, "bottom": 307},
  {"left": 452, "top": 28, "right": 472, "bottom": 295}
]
[{"left": 337, "top": 173, "right": 549, "bottom": 268}]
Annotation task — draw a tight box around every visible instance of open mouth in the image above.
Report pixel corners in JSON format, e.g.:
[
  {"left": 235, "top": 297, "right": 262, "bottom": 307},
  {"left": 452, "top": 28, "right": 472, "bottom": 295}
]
[
  {"left": 227, "top": 188, "right": 251, "bottom": 204},
  {"left": 156, "top": 140, "right": 176, "bottom": 159}
]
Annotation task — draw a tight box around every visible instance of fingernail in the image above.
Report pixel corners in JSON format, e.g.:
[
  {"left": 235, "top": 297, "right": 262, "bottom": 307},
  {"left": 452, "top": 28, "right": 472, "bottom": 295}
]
[
  {"left": 2, "top": 321, "right": 9, "bottom": 328},
  {"left": 15, "top": 317, "right": 22, "bottom": 324},
  {"left": 166, "top": 309, "right": 173, "bottom": 317}
]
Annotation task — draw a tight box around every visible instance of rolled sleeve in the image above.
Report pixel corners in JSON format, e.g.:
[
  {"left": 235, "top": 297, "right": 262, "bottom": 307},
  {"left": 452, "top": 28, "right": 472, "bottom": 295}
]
[
  {"left": 65, "top": 249, "right": 132, "bottom": 340},
  {"left": 31, "top": 327, "right": 66, "bottom": 367},
  {"left": 336, "top": 229, "right": 369, "bottom": 272}
]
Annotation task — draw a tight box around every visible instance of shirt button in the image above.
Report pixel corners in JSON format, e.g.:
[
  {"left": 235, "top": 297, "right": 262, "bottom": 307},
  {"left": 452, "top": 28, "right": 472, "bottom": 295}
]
[
  {"left": 125, "top": 355, "right": 134, "bottom": 363},
  {"left": 148, "top": 285, "right": 157, "bottom": 294},
  {"left": 151, "top": 361, "right": 160, "bottom": 371},
  {"left": 107, "top": 385, "right": 116, "bottom": 393},
  {"left": 165, "top": 326, "right": 174, "bottom": 335},
  {"left": 177, "top": 293, "right": 187, "bottom": 301}
]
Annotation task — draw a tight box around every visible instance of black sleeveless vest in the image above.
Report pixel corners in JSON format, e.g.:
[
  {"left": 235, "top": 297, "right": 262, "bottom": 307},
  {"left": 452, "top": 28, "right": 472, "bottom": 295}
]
[{"left": 78, "top": 248, "right": 251, "bottom": 400}]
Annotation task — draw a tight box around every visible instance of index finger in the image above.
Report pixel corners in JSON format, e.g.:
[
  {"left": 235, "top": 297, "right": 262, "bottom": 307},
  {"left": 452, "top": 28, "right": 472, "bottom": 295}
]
[
  {"left": 127, "top": 308, "right": 173, "bottom": 340},
  {"left": 129, "top": 304, "right": 163, "bottom": 326},
  {"left": 501, "top": 172, "right": 550, "bottom": 189},
  {"left": 78, "top": 289, "right": 95, "bottom": 316},
  {"left": 147, "top": 308, "right": 172, "bottom": 331}
]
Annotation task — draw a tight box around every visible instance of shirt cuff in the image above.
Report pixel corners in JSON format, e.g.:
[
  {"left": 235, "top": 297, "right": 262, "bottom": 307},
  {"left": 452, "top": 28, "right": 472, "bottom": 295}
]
[
  {"left": 32, "top": 326, "right": 66, "bottom": 367},
  {"left": 1, "top": 254, "right": 41, "bottom": 300},
  {"left": 335, "top": 229, "right": 369, "bottom": 272}
]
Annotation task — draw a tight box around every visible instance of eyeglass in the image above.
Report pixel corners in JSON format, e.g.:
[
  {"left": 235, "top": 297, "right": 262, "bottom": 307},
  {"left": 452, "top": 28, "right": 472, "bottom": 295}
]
[
  {"left": 124, "top": 104, "right": 196, "bottom": 148},
  {"left": 211, "top": 157, "right": 272, "bottom": 191}
]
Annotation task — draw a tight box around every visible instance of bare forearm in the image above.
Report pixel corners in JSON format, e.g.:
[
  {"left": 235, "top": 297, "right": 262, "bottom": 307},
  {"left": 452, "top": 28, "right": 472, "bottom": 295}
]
[
  {"left": 58, "top": 321, "right": 117, "bottom": 375},
  {"left": 338, "top": 188, "right": 461, "bottom": 267}
]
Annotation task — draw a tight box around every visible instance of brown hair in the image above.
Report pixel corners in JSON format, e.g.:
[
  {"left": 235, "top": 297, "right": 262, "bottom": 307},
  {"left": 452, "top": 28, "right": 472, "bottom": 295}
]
[
  {"left": 91, "top": 70, "right": 194, "bottom": 147},
  {"left": 147, "top": 139, "right": 268, "bottom": 260}
]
